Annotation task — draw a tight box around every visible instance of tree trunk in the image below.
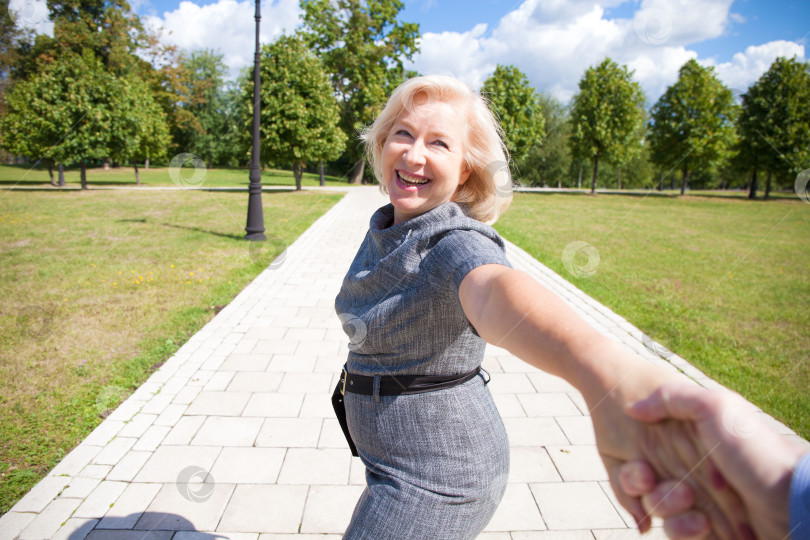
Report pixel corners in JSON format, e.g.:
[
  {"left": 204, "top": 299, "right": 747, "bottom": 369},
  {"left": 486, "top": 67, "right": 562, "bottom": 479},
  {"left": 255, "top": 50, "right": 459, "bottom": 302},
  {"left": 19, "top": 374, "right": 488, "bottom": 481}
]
[
  {"left": 617, "top": 168, "right": 621, "bottom": 190},
  {"left": 764, "top": 170, "right": 772, "bottom": 200},
  {"left": 58, "top": 163, "right": 65, "bottom": 186},
  {"left": 47, "top": 158, "right": 56, "bottom": 185},
  {"left": 293, "top": 162, "right": 303, "bottom": 191},
  {"left": 102, "top": 158, "right": 110, "bottom": 170},
  {"left": 748, "top": 169, "right": 758, "bottom": 199},
  {"left": 590, "top": 154, "right": 599, "bottom": 195},
  {"left": 720, "top": 176, "right": 727, "bottom": 190},
  {"left": 680, "top": 165, "right": 688, "bottom": 196},
  {"left": 319, "top": 159, "right": 325, "bottom": 187},
  {"left": 577, "top": 166, "right": 582, "bottom": 189},
  {"left": 658, "top": 172, "right": 663, "bottom": 191},
  {"left": 145, "top": 157, "right": 150, "bottom": 170},
  {"left": 557, "top": 179, "right": 561, "bottom": 189},
  {"left": 80, "top": 161, "right": 87, "bottom": 190},
  {"left": 349, "top": 159, "right": 365, "bottom": 184},
  {"left": 134, "top": 162, "right": 140, "bottom": 185}
]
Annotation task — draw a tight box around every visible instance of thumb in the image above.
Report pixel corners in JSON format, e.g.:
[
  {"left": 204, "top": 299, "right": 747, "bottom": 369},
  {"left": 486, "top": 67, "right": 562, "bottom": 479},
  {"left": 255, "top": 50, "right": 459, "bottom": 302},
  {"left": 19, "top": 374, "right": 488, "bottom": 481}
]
[{"left": 626, "top": 381, "right": 710, "bottom": 424}]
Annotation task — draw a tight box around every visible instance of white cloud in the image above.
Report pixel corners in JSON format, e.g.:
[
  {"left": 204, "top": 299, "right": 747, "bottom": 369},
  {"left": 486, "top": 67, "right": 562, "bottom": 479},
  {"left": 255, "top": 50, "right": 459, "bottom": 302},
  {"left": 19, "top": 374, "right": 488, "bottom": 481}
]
[
  {"left": 142, "top": 0, "right": 301, "bottom": 80},
  {"left": 703, "top": 40, "right": 806, "bottom": 93},
  {"left": 408, "top": 0, "right": 802, "bottom": 105},
  {"left": 7, "top": 0, "right": 52, "bottom": 35}
]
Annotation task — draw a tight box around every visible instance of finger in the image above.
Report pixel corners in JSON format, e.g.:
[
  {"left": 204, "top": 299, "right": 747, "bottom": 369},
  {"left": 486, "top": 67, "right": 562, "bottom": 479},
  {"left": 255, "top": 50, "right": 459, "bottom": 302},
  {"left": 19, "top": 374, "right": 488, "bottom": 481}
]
[
  {"left": 604, "top": 456, "right": 652, "bottom": 533},
  {"left": 662, "top": 510, "right": 713, "bottom": 540},
  {"left": 641, "top": 479, "right": 695, "bottom": 518},
  {"left": 626, "top": 381, "right": 713, "bottom": 424},
  {"left": 618, "top": 460, "right": 657, "bottom": 497}
]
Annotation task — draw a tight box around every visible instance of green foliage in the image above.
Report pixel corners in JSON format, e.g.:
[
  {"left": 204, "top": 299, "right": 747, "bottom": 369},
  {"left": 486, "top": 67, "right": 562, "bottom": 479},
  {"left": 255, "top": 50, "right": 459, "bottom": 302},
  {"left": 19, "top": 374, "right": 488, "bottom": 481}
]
[
  {"left": 648, "top": 59, "right": 737, "bottom": 194},
  {"left": 239, "top": 35, "right": 346, "bottom": 190},
  {"left": 569, "top": 58, "right": 645, "bottom": 193},
  {"left": 737, "top": 57, "right": 810, "bottom": 197},
  {"left": 299, "top": 0, "right": 419, "bottom": 175},
  {"left": 481, "top": 65, "right": 545, "bottom": 161},
  {"left": 0, "top": 51, "right": 167, "bottom": 180},
  {"left": 518, "top": 92, "right": 570, "bottom": 187}
]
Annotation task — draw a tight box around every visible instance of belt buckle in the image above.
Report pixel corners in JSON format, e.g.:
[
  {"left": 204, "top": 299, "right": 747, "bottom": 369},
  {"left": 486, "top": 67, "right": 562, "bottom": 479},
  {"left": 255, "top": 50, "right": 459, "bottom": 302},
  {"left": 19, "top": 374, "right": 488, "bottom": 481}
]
[{"left": 341, "top": 367, "right": 348, "bottom": 396}]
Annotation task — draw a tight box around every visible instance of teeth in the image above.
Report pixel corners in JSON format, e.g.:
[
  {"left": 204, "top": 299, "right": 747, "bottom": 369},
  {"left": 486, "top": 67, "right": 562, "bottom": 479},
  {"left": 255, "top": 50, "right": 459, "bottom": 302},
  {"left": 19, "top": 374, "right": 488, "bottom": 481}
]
[{"left": 398, "top": 172, "right": 430, "bottom": 185}]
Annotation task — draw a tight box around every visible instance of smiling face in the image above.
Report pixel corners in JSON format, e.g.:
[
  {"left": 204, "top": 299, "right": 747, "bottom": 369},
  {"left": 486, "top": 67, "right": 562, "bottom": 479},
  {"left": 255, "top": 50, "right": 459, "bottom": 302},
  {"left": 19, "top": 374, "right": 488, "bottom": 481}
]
[{"left": 381, "top": 98, "right": 472, "bottom": 226}]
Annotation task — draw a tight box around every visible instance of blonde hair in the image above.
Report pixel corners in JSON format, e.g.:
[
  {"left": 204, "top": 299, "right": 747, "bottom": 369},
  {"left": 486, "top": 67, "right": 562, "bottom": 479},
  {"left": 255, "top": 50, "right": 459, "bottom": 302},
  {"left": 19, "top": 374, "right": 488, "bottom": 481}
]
[{"left": 361, "top": 75, "right": 513, "bottom": 224}]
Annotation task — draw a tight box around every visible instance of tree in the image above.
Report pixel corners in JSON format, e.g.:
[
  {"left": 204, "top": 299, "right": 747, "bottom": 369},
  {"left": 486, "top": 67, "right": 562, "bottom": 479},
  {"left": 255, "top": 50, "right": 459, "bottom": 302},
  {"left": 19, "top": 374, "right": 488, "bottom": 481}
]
[
  {"left": 0, "top": 51, "right": 166, "bottom": 187},
  {"left": 648, "top": 59, "right": 737, "bottom": 195},
  {"left": 569, "top": 58, "right": 645, "bottom": 194},
  {"left": 481, "top": 65, "right": 544, "bottom": 163},
  {"left": 519, "top": 92, "right": 570, "bottom": 187},
  {"left": 737, "top": 57, "right": 810, "bottom": 199},
  {"left": 240, "top": 35, "right": 346, "bottom": 191},
  {"left": 173, "top": 50, "right": 232, "bottom": 168},
  {"left": 299, "top": 0, "right": 419, "bottom": 183}
]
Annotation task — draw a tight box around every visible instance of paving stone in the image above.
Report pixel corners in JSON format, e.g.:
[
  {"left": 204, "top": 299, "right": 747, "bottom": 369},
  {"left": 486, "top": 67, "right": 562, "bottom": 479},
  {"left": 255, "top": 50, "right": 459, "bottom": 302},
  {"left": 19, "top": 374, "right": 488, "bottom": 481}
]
[
  {"left": 508, "top": 447, "right": 562, "bottom": 483},
  {"left": 134, "top": 446, "right": 221, "bottom": 483},
  {"left": 74, "top": 480, "right": 128, "bottom": 519},
  {"left": 598, "top": 480, "right": 636, "bottom": 528},
  {"left": 529, "top": 482, "right": 625, "bottom": 530},
  {"left": 60, "top": 476, "right": 102, "bottom": 498},
  {"left": 511, "top": 532, "right": 593, "bottom": 539},
  {"left": 48, "top": 444, "right": 103, "bottom": 478},
  {"left": 242, "top": 392, "right": 304, "bottom": 417},
  {"left": 492, "top": 393, "right": 527, "bottom": 417},
  {"left": 191, "top": 416, "right": 263, "bottom": 446},
  {"left": 93, "top": 437, "right": 137, "bottom": 466},
  {"left": 118, "top": 413, "right": 157, "bottom": 438},
  {"left": 219, "top": 354, "right": 270, "bottom": 372},
  {"left": 488, "top": 373, "right": 537, "bottom": 394},
  {"left": 209, "top": 447, "right": 286, "bottom": 484},
  {"left": 107, "top": 451, "right": 153, "bottom": 482},
  {"left": 277, "top": 448, "right": 351, "bottom": 485},
  {"left": 162, "top": 416, "right": 205, "bottom": 445},
  {"left": 85, "top": 529, "right": 173, "bottom": 539},
  {"left": 266, "top": 354, "right": 317, "bottom": 373},
  {"left": 185, "top": 391, "right": 250, "bottom": 416},
  {"left": 555, "top": 416, "right": 596, "bottom": 445},
  {"left": 133, "top": 425, "right": 171, "bottom": 452},
  {"left": 136, "top": 482, "right": 234, "bottom": 531},
  {"left": 50, "top": 517, "right": 98, "bottom": 540},
  {"left": 227, "top": 372, "right": 284, "bottom": 393},
  {"left": 204, "top": 371, "right": 236, "bottom": 391},
  {"left": 17, "top": 497, "right": 83, "bottom": 540},
  {"left": 546, "top": 446, "right": 608, "bottom": 482},
  {"left": 217, "top": 485, "right": 308, "bottom": 533},
  {"left": 251, "top": 339, "right": 299, "bottom": 356},
  {"left": 299, "top": 485, "right": 364, "bottom": 533},
  {"left": 517, "top": 393, "right": 582, "bottom": 417},
  {"left": 593, "top": 529, "right": 669, "bottom": 539},
  {"left": 0, "top": 512, "right": 36, "bottom": 539},
  {"left": 318, "top": 418, "right": 351, "bottom": 449},
  {"left": 80, "top": 464, "right": 113, "bottom": 479},
  {"left": 172, "top": 386, "right": 202, "bottom": 405},
  {"left": 175, "top": 533, "right": 258, "bottom": 540},
  {"left": 277, "top": 373, "right": 334, "bottom": 394},
  {"left": 255, "top": 417, "right": 323, "bottom": 448},
  {"left": 503, "top": 418, "right": 569, "bottom": 447},
  {"left": 485, "top": 483, "right": 546, "bottom": 531},
  {"left": 96, "top": 482, "right": 161, "bottom": 529}
]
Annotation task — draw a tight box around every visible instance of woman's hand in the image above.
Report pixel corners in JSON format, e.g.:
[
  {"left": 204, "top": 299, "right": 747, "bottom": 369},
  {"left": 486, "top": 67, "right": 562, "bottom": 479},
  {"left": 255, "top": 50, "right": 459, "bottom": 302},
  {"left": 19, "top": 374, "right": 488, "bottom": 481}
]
[{"left": 459, "top": 264, "right": 752, "bottom": 538}]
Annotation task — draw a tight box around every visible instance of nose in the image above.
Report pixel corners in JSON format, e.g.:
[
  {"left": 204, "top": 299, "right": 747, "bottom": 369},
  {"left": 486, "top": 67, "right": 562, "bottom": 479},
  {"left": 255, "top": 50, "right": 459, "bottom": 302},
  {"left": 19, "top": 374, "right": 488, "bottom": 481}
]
[{"left": 403, "top": 139, "right": 426, "bottom": 166}]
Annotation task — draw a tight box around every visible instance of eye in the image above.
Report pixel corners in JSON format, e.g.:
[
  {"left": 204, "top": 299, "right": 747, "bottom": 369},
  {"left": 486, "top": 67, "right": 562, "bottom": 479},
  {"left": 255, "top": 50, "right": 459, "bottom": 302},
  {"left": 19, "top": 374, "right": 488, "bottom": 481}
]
[
  {"left": 394, "top": 129, "right": 412, "bottom": 138},
  {"left": 433, "top": 140, "right": 449, "bottom": 149}
]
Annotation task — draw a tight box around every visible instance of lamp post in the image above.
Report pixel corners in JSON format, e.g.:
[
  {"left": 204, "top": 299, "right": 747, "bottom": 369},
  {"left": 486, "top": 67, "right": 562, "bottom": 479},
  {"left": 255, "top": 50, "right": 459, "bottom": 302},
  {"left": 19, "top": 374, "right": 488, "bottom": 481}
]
[{"left": 245, "top": 0, "right": 266, "bottom": 241}]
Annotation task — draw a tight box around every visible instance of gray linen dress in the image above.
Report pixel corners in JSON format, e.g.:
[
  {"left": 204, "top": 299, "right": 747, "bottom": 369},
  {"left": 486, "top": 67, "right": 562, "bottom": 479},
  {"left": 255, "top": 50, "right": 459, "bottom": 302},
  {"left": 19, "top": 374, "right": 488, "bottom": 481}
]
[{"left": 334, "top": 201, "right": 512, "bottom": 539}]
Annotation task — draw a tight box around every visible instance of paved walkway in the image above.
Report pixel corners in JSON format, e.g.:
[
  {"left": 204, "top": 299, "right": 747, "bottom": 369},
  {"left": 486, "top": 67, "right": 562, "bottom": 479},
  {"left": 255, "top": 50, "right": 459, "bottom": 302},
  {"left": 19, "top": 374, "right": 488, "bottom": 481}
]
[{"left": 1, "top": 187, "right": 807, "bottom": 540}]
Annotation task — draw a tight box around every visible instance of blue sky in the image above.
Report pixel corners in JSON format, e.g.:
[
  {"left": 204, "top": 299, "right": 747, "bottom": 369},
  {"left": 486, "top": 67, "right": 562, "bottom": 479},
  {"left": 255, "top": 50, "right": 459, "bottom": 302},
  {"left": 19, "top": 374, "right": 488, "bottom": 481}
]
[{"left": 16, "top": 0, "right": 809, "bottom": 103}]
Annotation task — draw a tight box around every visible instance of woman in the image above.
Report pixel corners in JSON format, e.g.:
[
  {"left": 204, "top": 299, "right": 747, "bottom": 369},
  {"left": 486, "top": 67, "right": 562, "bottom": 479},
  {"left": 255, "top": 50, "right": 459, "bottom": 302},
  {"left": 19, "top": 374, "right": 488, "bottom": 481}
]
[{"left": 334, "top": 75, "right": 748, "bottom": 539}]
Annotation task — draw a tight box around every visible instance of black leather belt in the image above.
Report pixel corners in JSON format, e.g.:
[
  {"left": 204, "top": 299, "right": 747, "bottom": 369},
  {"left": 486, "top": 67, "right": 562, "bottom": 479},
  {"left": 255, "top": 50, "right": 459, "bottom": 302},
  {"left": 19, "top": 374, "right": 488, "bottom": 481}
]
[{"left": 339, "top": 365, "right": 485, "bottom": 396}]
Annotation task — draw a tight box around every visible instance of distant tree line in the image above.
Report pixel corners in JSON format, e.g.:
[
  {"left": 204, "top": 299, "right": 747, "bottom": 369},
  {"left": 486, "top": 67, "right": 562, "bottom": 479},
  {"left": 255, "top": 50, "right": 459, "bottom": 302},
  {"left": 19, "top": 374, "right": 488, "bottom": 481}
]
[{"left": 1, "top": 0, "right": 808, "bottom": 197}]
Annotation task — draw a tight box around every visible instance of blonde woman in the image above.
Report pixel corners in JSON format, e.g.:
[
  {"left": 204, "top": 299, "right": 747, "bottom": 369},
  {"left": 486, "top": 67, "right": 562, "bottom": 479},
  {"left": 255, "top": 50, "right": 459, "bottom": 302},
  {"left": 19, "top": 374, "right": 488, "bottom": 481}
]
[{"left": 333, "top": 75, "right": 747, "bottom": 539}]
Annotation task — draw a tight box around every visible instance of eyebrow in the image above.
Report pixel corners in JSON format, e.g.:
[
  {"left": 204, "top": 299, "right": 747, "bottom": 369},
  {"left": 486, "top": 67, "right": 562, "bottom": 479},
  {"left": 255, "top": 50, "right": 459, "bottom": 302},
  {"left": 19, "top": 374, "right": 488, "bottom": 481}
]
[{"left": 394, "top": 117, "right": 456, "bottom": 143}]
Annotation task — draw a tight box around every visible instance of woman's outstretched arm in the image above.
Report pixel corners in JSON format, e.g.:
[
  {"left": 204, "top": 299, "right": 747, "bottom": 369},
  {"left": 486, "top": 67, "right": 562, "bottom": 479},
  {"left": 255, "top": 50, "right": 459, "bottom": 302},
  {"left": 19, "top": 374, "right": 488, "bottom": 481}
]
[{"left": 459, "top": 263, "right": 749, "bottom": 538}]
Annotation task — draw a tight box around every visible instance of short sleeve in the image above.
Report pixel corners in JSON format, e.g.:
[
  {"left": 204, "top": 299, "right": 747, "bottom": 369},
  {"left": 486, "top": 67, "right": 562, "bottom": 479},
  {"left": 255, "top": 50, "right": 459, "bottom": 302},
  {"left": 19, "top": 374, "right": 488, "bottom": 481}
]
[
  {"left": 430, "top": 229, "right": 511, "bottom": 294},
  {"left": 790, "top": 453, "right": 810, "bottom": 539}
]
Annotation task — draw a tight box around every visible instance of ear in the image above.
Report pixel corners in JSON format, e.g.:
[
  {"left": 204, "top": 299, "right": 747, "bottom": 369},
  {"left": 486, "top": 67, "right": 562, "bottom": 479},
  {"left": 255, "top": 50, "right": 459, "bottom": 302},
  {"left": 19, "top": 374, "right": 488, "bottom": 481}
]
[{"left": 459, "top": 166, "right": 472, "bottom": 186}]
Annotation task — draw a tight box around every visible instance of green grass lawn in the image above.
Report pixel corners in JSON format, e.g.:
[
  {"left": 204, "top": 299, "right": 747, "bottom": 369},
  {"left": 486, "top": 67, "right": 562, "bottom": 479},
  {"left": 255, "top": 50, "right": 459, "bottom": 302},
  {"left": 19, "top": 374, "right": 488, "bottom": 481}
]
[
  {"left": 0, "top": 188, "right": 343, "bottom": 514},
  {"left": 495, "top": 192, "right": 810, "bottom": 440},
  {"left": 0, "top": 163, "right": 354, "bottom": 188}
]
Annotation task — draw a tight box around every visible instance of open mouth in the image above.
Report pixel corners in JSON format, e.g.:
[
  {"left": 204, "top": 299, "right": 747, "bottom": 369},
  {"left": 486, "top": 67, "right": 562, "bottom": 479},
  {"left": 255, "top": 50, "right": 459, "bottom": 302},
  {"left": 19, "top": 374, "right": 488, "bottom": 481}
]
[{"left": 397, "top": 171, "right": 431, "bottom": 188}]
